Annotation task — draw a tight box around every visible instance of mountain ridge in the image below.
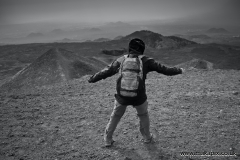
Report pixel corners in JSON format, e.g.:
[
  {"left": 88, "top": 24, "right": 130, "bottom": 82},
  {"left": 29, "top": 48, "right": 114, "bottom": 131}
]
[
  {"left": 206, "top": 28, "right": 229, "bottom": 34},
  {"left": 122, "top": 30, "right": 197, "bottom": 49},
  {"left": 0, "top": 48, "right": 106, "bottom": 91},
  {"left": 0, "top": 30, "right": 240, "bottom": 92}
]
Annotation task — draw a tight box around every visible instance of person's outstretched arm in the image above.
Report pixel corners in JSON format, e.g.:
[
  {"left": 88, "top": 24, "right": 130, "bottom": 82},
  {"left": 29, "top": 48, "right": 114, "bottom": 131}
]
[
  {"left": 88, "top": 58, "right": 122, "bottom": 83},
  {"left": 147, "top": 59, "right": 183, "bottom": 76}
]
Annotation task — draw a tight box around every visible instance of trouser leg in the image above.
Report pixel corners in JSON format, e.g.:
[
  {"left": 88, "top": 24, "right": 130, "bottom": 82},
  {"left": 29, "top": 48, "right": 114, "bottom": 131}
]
[
  {"left": 104, "top": 100, "right": 127, "bottom": 141},
  {"left": 134, "top": 101, "right": 151, "bottom": 140}
]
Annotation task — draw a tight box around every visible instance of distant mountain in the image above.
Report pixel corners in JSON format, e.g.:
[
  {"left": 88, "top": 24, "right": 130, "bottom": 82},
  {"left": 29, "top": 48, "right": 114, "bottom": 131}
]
[
  {"left": 1, "top": 48, "right": 105, "bottom": 91},
  {"left": 90, "top": 28, "right": 102, "bottom": 32},
  {"left": 56, "top": 38, "right": 83, "bottom": 43},
  {"left": 100, "top": 48, "right": 127, "bottom": 56},
  {"left": 123, "top": 30, "right": 197, "bottom": 49},
  {"left": 56, "top": 38, "right": 74, "bottom": 42},
  {"left": 206, "top": 28, "right": 229, "bottom": 34},
  {"left": 82, "top": 27, "right": 102, "bottom": 32},
  {"left": 93, "top": 38, "right": 111, "bottom": 42},
  {"left": 26, "top": 32, "right": 44, "bottom": 38},
  {"left": 172, "top": 34, "right": 212, "bottom": 44},
  {"left": 175, "top": 59, "right": 213, "bottom": 70},
  {"left": 50, "top": 29, "right": 65, "bottom": 34},
  {"left": 114, "top": 36, "right": 124, "bottom": 40},
  {"left": 106, "top": 21, "right": 131, "bottom": 27},
  {"left": 189, "top": 35, "right": 211, "bottom": 39}
]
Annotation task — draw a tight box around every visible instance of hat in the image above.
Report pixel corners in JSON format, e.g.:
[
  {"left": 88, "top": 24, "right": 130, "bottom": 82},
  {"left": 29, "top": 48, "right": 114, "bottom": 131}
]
[{"left": 128, "top": 38, "right": 145, "bottom": 54}]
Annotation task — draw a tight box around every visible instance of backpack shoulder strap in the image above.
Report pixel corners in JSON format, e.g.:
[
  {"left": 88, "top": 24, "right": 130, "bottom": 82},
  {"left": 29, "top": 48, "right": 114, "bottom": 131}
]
[
  {"left": 118, "top": 55, "right": 128, "bottom": 74},
  {"left": 140, "top": 55, "right": 153, "bottom": 64},
  {"left": 116, "top": 55, "right": 127, "bottom": 63},
  {"left": 136, "top": 55, "right": 144, "bottom": 78}
]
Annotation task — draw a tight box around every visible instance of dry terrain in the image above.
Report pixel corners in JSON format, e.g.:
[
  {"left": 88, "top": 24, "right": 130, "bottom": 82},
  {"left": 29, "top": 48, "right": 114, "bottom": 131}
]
[
  {"left": 0, "top": 30, "right": 240, "bottom": 160},
  {"left": 1, "top": 69, "right": 240, "bottom": 160},
  {"left": 1, "top": 30, "right": 240, "bottom": 84}
]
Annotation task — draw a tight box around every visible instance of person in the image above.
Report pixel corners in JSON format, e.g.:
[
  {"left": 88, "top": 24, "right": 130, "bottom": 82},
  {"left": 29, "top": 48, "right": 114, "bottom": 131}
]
[{"left": 88, "top": 38, "right": 183, "bottom": 147}]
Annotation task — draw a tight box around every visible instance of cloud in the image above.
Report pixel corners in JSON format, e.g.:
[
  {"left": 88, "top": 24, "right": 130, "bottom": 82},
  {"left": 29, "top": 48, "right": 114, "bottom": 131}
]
[{"left": 0, "top": 0, "right": 238, "bottom": 25}]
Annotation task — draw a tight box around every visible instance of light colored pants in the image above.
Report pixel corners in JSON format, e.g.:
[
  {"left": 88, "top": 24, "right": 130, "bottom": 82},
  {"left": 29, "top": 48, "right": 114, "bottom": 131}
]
[{"left": 104, "top": 100, "right": 151, "bottom": 142}]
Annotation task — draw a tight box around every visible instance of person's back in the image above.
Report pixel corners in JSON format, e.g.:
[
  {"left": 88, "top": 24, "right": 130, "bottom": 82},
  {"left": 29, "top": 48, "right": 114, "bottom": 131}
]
[{"left": 88, "top": 38, "right": 183, "bottom": 147}]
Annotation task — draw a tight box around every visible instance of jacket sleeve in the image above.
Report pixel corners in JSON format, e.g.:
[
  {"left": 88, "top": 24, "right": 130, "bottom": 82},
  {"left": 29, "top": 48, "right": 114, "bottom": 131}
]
[
  {"left": 89, "top": 57, "right": 122, "bottom": 83},
  {"left": 147, "top": 59, "right": 182, "bottom": 76}
]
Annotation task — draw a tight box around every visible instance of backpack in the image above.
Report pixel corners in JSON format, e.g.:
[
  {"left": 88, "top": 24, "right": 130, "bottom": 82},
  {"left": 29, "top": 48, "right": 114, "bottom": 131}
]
[{"left": 117, "top": 55, "right": 144, "bottom": 97}]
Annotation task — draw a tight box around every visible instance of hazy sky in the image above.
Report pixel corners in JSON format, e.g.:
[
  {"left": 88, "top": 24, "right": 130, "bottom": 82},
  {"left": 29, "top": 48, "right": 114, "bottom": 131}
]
[{"left": 0, "top": 0, "right": 239, "bottom": 25}]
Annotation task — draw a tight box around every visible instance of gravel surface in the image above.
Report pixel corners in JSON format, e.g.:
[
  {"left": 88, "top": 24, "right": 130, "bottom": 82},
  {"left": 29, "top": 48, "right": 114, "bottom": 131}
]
[{"left": 0, "top": 69, "right": 240, "bottom": 160}]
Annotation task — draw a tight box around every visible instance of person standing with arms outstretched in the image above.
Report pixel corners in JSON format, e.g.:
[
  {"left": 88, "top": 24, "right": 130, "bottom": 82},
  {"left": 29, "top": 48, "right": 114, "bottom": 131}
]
[{"left": 88, "top": 38, "right": 183, "bottom": 147}]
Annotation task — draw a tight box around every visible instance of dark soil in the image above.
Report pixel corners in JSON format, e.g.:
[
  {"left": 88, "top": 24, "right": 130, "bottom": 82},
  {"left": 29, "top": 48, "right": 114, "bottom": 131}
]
[{"left": 0, "top": 69, "right": 240, "bottom": 160}]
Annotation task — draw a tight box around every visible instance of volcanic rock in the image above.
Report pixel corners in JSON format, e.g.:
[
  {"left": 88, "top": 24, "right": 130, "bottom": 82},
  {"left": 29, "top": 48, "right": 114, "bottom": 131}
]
[
  {"left": 123, "top": 30, "right": 196, "bottom": 49},
  {"left": 176, "top": 59, "right": 213, "bottom": 70},
  {"left": 100, "top": 48, "right": 127, "bottom": 56},
  {"left": 1, "top": 48, "right": 104, "bottom": 91}
]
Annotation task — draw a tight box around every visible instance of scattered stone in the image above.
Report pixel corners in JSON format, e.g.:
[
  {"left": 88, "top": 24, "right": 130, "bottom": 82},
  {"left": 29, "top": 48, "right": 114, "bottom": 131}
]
[
  {"left": 75, "top": 134, "right": 82, "bottom": 139},
  {"left": 36, "top": 137, "right": 45, "bottom": 144},
  {"left": 7, "top": 153, "right": 15, "bottom": 157},
  {"left": 1, "top": 61, "right": 240, "bottom": 160},
  {"left": 233, "top": 92, "right": 239, "bottom": 95}
]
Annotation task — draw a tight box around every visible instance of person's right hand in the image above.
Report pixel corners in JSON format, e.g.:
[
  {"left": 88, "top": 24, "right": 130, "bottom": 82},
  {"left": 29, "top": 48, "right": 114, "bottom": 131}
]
[
  {"left": 88, "top": 75, "right": 95, "bottom": 83},
  {"left": 180, "top": 68, "right": 185, "bottom": 73}
]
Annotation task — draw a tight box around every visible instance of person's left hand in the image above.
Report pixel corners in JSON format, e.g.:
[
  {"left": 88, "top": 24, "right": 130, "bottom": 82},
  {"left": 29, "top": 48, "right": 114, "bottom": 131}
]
[
  {"left": 180, "top": 68, "right": 185, "bottom": 73},
  {"left": 88, "top": 75, "right": 95, "bottom": 83}
]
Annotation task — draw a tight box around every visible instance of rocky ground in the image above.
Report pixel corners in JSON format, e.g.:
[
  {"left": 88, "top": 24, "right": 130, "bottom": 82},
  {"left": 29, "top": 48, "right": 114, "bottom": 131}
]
[{"left": 0, "top": 69, "right": 240, "bottom": 160}]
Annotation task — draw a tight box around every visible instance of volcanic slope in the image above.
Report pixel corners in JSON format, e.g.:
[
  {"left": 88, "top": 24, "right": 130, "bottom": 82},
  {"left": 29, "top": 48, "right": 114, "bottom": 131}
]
[
  {"left": 0, "top": 30, "right": 201, "bottom": 82},
  {"left": 122, "top": 30, "right": 197, "bottom": 49},
  {"left": 175, "top": 59, "right": 213, "bottom": 70},
  {"left": 1, "top": 48, "right": 106, "bottom": 91},
  {"left": 0, "top": 69, "right": 239, "bottom": 160}
]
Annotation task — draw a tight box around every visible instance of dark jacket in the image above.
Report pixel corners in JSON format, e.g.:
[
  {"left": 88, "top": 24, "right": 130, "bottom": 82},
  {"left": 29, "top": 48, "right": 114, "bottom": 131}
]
[{"left": 89, "top": 52, "right": 182, "bottom": 106}]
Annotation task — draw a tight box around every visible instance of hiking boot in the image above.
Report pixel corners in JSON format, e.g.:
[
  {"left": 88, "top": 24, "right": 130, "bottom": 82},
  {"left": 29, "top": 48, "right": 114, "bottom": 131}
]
[
  {"left": 141, "top": 134, "right": 154, "bottom": 144},
  {"left": 105, "top": 139, "right": 115, "bottom": 147}
]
